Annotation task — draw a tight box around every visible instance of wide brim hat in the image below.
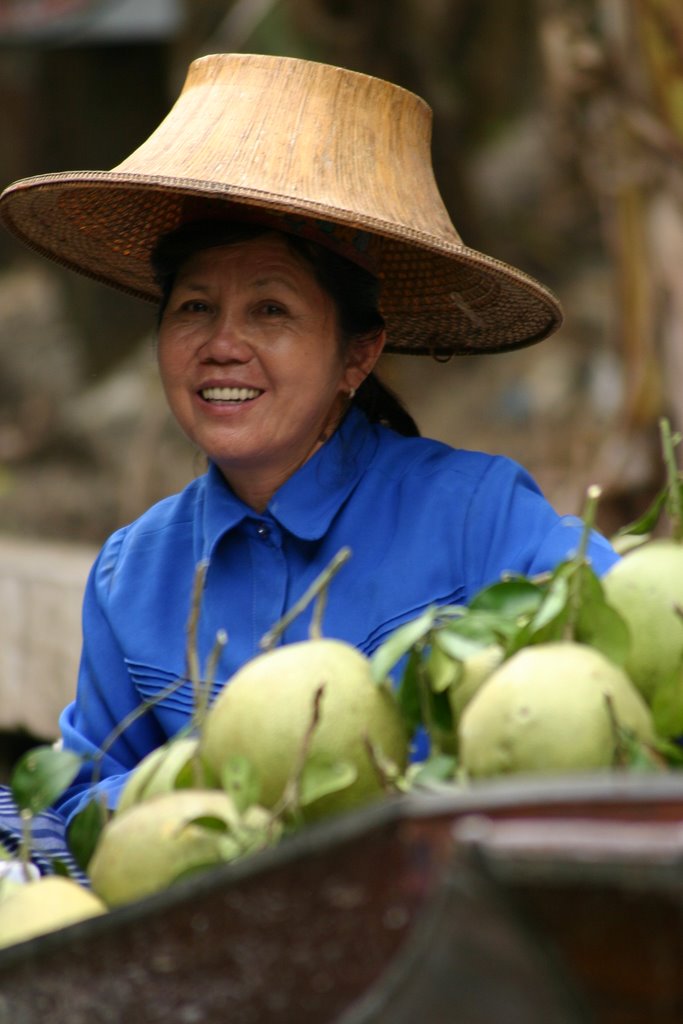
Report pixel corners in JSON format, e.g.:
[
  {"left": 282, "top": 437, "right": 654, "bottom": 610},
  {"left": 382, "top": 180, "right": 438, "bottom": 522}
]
[{"left": 0, "top": 52, "right": 562, "bottom": 356}]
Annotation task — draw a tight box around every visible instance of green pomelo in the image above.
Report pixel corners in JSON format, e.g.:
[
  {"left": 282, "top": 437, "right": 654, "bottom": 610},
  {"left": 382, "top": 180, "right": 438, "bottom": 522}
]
[
  {"left": 448, "top": 644, "right": 505, "bottom": 719},
  {"left": 117, "top": 736, "right": 208, "bottom": 815},
  {"left": 602, "top": 540, "right": 683, "bottom": 703},
  {"left": 88, "top": 789, "right": 240, "bottom": 907},
  {"left": 200, "top": 639, "right": 408, "bottom": 820},
  {"left": 0, "top": 876, "right": 106, "bottom": 950},
  {"left": 459, "top": 641, "right": 655, "bottom": 778}
]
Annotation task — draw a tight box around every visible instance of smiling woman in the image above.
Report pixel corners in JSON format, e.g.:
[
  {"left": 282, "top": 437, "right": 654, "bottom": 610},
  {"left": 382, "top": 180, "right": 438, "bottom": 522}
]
[
  {"left": 0, "top": 53, "right": 619, "bottom": 868},
  {"left": 154, "top": 227, "right": 384, "bottom": 510}
]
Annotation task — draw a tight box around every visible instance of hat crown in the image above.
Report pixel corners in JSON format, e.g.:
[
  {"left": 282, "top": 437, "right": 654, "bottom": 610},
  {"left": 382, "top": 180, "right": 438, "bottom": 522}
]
[{"left": 115, "top": 53, "right": 460, "bottom": 245}]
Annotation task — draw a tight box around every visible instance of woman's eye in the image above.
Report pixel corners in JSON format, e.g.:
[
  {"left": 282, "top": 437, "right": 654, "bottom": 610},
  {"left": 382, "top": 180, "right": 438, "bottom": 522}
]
[
  {"left": 258, "top": 301, "right": 286, "bottom": 316},
  {"left": 180, "top": 299, "right": 210, "bottom": 313}
]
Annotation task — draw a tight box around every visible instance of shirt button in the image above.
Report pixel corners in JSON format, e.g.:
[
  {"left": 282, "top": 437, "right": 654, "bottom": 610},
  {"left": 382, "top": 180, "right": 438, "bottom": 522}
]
[{"left": 257, "top": 523, "right": 269, "bottom": 538}]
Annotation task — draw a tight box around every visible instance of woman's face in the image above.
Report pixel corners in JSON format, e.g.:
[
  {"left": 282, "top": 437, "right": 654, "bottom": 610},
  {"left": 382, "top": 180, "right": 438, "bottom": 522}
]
[{"left": 157, "top": 234, "right": 379, "bottom": 508}]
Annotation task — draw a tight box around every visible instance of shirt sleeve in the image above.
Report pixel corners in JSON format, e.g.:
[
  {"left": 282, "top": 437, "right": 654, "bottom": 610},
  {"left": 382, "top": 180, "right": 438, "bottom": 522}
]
[
  {"left": 461, "top": 456, "right": 620, "bottom": 600},
  {"left": 53, "top": 534, "right": 167, "bottom": 825}
]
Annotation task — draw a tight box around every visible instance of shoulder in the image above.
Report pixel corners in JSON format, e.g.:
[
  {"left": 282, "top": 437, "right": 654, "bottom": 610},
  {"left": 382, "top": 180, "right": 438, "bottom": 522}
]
[
  {"left": 90, "top": 474, "right": 207, "bottom": 591},
  {"left": 368, "top": 424, "right": 537, "bottom": 495}
]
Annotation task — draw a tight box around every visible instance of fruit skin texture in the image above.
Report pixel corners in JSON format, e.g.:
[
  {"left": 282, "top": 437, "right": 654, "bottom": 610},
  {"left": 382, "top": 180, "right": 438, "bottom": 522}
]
[
  {"left": 458, "top": 641, "right": 655, "bottom": 778},
  {"left": 200, "top": 639, "right": 408, "bottom": 820},
  {"left": 602, "top": 540, "right": 683, "bottom": 704},
  {"left": 0, "top": 876, "right": 106, "bottom": 949},
  {"left": 88, "top": 789, "right": 241, "bottom": 907}
]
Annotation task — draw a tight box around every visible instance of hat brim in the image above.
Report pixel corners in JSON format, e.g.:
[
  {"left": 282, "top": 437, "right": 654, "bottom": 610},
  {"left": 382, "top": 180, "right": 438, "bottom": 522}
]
[{"left": 0, "top": 171, "right": 562, "bottom": 355}]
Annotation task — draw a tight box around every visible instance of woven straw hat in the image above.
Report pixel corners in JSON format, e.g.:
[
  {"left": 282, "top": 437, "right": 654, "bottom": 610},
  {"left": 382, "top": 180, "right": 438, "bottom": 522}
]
[{"left": 0, "top": 52, "right": 562, "bottom": 355}]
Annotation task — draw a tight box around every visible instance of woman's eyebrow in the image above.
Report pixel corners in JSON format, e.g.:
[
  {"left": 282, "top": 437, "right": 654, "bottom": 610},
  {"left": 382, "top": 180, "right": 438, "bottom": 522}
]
[
  {"left": 251, "top": 273, "right": 298, "bottom": 292},
  {"left": 176, "top": 273, "right": 296, "bottom": 289},
  {"left": 175, "top": 280, "right": 207, "bottom": 292}
]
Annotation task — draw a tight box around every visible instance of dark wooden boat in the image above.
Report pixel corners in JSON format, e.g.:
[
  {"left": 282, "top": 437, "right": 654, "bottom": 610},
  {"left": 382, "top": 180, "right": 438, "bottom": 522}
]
[{"left": 2, "top": 771, "right": 683, "bottom": 1024}]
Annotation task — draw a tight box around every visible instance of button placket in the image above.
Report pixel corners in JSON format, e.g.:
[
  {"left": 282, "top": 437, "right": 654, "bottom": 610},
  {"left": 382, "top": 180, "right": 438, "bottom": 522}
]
[{"left": 248, "top": 519, "right": 287, "bottom": 652}]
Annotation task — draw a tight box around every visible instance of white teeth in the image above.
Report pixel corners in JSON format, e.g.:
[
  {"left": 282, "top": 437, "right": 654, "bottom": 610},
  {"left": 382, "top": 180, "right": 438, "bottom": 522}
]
[{"left": 201, "top": 387, "right": 261, "bottom": 402}]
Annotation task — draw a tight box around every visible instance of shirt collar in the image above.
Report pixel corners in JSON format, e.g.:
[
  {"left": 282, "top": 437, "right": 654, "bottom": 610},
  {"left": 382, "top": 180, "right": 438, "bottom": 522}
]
[{"left": 201, "top": 407, "right": 379, "bottom": 552}]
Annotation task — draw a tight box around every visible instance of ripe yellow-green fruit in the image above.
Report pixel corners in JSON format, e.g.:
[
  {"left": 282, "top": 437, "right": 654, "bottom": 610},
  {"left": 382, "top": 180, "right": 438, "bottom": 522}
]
[
  {"left": 0, "top": 876, "right": 106, "bottom": 949},
  {"left": 602, "top": 540, "right": 683, "bottom": 704},
  {"left": 459, "top": 641, "right": 655, "bottom": 778},
  {"left": 448, "top": 644, "right": 505, "bottom": 720},
  {"left": 88, "top": 789, "right": 241, "bottom": 907},
  {"left": 117, "top": 735, "right": 208, "bottom": 815},
  {"left": 200, "top": 639, "right": 408, "bottom": 820}
]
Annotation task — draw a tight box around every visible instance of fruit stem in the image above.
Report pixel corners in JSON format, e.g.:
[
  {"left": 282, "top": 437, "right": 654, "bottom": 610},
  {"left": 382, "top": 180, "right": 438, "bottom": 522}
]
[
  {"left": 186, "top": 560, "right": 209, "bottom": 712},
  {"left": 310, "top": 588, "right": 328, "bottom": 642},
  {"left": 660, "top": 417, "right": 683, "bottom": 541},
  {"left": 88, "top": 674, "right": 196, "bottom": 822},
  {"left": 192, "top": 628, "right": 228, "bottom": 733},
  {"left": 260, "top": 547, "right": 352, "bottom": 649},
  {"left": 363, "top": 735, "right": 401, "bottom": 794},
  {"left": 270, "top": 684, "right": 325, "bottom": 821},
  {"left": 184, "top": 562, "right": 230, "bottom": 731},
  {"left": 577, "top": 483, "right": 601, "bottom": 564}
]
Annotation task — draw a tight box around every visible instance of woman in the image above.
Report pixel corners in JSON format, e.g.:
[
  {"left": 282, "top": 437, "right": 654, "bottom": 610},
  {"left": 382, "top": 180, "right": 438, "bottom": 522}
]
[{"left": 0, "top": 55, "right": 617, "bottom": 858}]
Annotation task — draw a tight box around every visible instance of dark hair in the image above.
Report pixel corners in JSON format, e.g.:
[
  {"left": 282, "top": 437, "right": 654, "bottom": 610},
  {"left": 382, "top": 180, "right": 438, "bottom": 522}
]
[{"left": 151, "top": 219, "right": 420, "bottom": 437}]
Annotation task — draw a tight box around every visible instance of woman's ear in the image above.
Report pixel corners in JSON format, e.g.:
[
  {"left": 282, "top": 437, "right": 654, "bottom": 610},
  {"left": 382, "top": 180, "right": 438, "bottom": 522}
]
[{"left": 343, "top": 329, "right": 386, "bottom": 392}]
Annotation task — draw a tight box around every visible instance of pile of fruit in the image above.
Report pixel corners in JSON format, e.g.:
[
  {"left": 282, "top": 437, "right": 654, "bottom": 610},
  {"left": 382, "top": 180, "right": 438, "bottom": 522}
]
[{"left": 3, "top": 419, "right": 683, "bottom": 948}]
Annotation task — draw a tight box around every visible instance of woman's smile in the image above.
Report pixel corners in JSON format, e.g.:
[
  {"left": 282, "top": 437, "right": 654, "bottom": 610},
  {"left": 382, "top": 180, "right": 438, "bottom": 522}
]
[{"left": 199, "top": 385, "right": 263, "bottom": 404}]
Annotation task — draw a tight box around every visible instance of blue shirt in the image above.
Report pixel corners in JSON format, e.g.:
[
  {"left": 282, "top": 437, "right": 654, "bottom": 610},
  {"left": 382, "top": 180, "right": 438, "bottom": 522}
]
[{"left": 56, "top": 407, "right": 618, "bottom": 821}]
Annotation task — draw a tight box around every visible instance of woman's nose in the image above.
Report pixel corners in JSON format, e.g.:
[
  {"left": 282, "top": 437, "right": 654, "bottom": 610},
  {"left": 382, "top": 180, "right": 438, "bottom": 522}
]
[{"left": 200, "top": 315, "right": 253, "bottom": 362}]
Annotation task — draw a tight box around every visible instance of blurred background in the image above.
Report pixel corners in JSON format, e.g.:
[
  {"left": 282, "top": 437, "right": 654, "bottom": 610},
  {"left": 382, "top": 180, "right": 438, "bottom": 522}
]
[
  {"left": 2, "top": 0, "right": 683, "bottom": 540},
  {"left": 0, "top": 0, "right": 682, "bottom": 753}
]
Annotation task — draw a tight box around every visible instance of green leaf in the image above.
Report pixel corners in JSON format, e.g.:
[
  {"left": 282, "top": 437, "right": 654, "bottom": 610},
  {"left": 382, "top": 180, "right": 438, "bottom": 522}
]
[
  {"left": 370, "top": 607, "right": 438, "bottom": 683},
  {"left": 298, "top": 752, "right": 357, "bottom": 807},
  {"left": 653, "top": 736, "right": 683, "bottom": 767},
  {"left": 425, "top": 641, "right": 460, "bottom": 693},
  {"left": 576, "top": 600, "right": 630, "bottom": 665},
  {"left": 432, "top": 629, "right": 488, "bottom": 665},
  {"left": 511, "top": 572, "right": 570, "bottom": 650},
  {"left": 50, "top": 858, "right": 73, "bottom": 879},
  {"left": 610, "top": 533, "right": 652, "bottom": 556},
  {"left": 612, "top": 486, "right": 668, "bottom": 539},
  {"left": 556, "top": 562, "right": 631, "bottom": 664},
  {"left": 395, "top": 649, "right": 424, "bottom": 734},
  {"left": 530, "top": 573, "right": 570, "bottom": 633},
  {"left": 67, "top": 797, "right": 108, "bottom": 871},
  {"left": 220, "top": 755, "right": 261, "bottom": 813},
  {"left": 428, "top": 687, "right": 455, "bottom": 736},
  {"left": 10, "top": 746, "right": 83, "bottom": 815},
  {"left": 572, "top": 567, "right": 630, "bottom": 664},
  {"left": 469, "top": 578, "right": 544, "bottom": 619},
  {"left": 406, "top": 753, "right": 458, "bottom": 787}
]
